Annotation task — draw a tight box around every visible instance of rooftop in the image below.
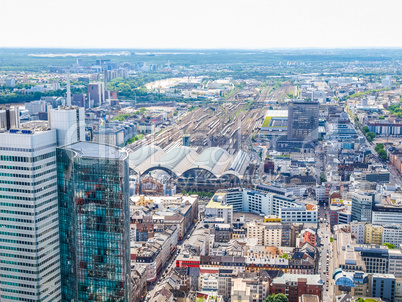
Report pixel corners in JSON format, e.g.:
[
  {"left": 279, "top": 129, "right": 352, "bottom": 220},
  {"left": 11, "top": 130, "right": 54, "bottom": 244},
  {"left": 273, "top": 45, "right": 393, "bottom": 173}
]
[
  {"left": 61, "top": 141, "right": 127, "bottom": 160},
  {"left": 271, "top": 273, "right": 323, "bottom": 285}
]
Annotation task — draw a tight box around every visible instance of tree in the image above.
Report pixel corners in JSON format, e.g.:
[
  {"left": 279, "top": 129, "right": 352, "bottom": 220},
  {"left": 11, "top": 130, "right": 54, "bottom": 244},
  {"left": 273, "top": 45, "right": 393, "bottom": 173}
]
[
  {"left": 265, "top": 293, "right": 289, "bottom": 302},
  {"left": 182, "top": 190, "right": 187, "bottom": 195},
  {"left": 378, "top": 149, "right": 387, "bottom": 161},
  {"left": 375, "top": 143, "right": 384, "bottom": 152},
  {"left": 383, "top": 242, "right": 396, "bottom": 249},
  {"left": 366, "top": 131, "right": 376, "bottom": 142},
  {"left": 362, "top": 126, "right": 369, "bottom": 134}
]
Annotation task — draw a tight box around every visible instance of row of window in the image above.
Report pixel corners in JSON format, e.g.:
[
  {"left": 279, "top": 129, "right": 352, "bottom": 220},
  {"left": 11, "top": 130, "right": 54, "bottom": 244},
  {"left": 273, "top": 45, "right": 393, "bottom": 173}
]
[
  {"left": 0, "top": 167, "right": 56, "bottom": 179},
  {"left": 0, "top": 195, "right": 58, "bottom": 210},
  {"left": 0, "top": 151, "right": 56, "bottom": 163},
  {"left": 0, "top": 189, "right": 57, "bottom": 202},
  {"left": 0, "top": 174, "right": 56, "bottom": 187},
  {"left": 0, "top": 160, "right": 56, "bottom": 172},
  {"left": 0, "top": 182, "right": 56, "bottom": 195},
  {"left": 0, "top": 142, "right": 56, "bottom": 153}
]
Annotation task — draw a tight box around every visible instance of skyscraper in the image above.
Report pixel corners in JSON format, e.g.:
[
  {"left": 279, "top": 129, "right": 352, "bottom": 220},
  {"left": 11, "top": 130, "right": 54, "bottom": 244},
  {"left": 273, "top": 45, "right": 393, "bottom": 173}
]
[
  {"left": 57, "top": 141, "right": 131, "bottom": 301},
  {"left": 87, "top": 82, "right": 105, "bottom": 107},
  {"left": 287, "top": 101, "right": 319, "bottom": 141},
  {"left": 49, "top": 106, "right": 85, "bottom": 146},
  {"left": 0, "top": 122, "right": 61, "bottom": 301}
]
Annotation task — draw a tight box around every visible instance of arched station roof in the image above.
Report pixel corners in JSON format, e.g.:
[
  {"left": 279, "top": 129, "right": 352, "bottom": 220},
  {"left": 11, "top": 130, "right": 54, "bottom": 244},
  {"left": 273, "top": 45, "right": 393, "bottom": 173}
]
[{"left": 129, "top": 145, "right": 248, "bottom": 179}]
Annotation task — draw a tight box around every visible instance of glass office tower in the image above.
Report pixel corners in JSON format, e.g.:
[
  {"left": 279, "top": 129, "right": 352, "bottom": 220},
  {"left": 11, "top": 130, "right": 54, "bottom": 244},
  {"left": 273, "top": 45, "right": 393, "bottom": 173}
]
[{"left": 57, "top": 142, "right": 130, "bottom": 302}]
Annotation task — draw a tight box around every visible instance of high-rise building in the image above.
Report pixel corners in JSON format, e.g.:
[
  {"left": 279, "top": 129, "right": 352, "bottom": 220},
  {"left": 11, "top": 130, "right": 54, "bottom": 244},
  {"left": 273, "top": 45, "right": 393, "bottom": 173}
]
[
  {"left": 287, "top": 101, "right": 319, "bottom": 141},
  {"left": 57, "top": 141, "right": 131, "bottom": 301},
  {"left": 0, "top": 122, "right": 61, "bottom": 301},
  {"left": 351, "top": 191, "right": 373, "bottom": 223},
  {"left": 0, "top": 106, "right": 20, "bottom": 131},
  {"left": 87, "top": 82, "right": 105, "bottom": 107},
  {"left": 49, "top": 106, "right": 85, "bottom": 146}
]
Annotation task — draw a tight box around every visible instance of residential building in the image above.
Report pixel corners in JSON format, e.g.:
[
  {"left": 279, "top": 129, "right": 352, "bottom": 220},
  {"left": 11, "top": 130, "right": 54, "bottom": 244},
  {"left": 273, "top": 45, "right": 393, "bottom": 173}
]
[
  {"left": 132, "top": 227, "right": 178, "bottom": 283},
  {"left": 131, "top": 266, "right": 147, "bottom": 302},
  {"left": 350, "top": 222, "right": 366, "bottom": 244},
  {"left": 365, "top": 225, "right": 384, "bottom": 245},
  {"left": 0, "top": 123, "right": 60, "bottom": 302},
  {"left": 57, "top": 142, "right": 131, "bottom": 301},
  {"left": 231, "top": 273, "right": 270, "bottom": 302},
  {"left": 270, "top": 274, "right": 323, "bottom": 302}
]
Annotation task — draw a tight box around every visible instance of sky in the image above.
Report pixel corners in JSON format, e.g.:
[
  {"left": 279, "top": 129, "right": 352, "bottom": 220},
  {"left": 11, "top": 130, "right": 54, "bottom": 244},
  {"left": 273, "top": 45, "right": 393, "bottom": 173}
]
[{"left": 1, "top": 0, "right": 402, "bottom": 49}]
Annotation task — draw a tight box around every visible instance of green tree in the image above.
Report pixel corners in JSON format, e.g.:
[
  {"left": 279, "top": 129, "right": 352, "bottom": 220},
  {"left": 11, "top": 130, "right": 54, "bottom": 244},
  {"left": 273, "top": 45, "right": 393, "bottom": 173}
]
[
  {"left": 383, "top": 242, "right": 396, "bottom": 249},
  {"left": 182, "top": 190, "right": 187, "bottom": 195},
  {"left": 366, "top": 132, "right": 376, "bottom": 142},
  {"left": 362, "top": 126, "right": 369, "bottom": 134},
  {"left": 378, "top": 149, "right": 387, "bottom": 161},
  {"left": 265, "top": 294, "right": 289, "bottom": 302},
  {"left": 375, "top": 143, "right": 384, "bottom": 152}
]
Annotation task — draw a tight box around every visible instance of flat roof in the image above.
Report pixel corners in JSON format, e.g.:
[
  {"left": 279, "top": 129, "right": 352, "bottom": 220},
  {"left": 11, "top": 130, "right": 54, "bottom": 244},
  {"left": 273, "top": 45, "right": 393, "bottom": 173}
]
[{"left": 61, "top": 141, "right": 127, "bottom": 160}]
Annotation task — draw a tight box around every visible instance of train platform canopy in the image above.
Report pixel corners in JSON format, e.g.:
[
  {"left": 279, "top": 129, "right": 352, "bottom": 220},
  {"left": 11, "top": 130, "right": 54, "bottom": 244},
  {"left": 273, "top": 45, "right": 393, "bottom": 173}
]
[
  {"left": 129, "top": 145, "right": 250, "bottom": 179},
  {"left": 128, "top": 145, "right": 166, "bottom": 174}
]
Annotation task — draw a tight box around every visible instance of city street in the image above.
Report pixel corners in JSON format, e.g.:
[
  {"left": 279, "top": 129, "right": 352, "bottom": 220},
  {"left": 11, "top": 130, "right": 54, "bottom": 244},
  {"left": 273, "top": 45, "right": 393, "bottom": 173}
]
[{"left": 318, "top": 204, "right": 334, "bottom": 302}]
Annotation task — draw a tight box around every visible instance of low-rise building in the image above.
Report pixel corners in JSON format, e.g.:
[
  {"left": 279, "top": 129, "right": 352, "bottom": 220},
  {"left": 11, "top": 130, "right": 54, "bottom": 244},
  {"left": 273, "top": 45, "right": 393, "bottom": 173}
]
[{"left": 270, "top": 274, "right": 324, "bottom": 302}]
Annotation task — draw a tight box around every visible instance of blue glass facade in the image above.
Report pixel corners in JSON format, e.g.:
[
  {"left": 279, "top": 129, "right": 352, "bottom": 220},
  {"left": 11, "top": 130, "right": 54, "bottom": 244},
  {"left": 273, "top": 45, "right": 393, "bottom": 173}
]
[{"left": 57, "top": 142, "right": 130, "bottom": 302}]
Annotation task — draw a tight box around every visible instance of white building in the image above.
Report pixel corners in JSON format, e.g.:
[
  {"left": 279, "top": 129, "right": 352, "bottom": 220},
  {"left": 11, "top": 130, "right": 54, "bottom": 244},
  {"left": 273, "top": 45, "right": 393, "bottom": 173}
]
[
  {"left": 280, "top": 204, "right": 318, "bottom": 223},
  {"left": 372, "top": 208, "right": 402, "bottom": 225},
  {"left": 383, "top": 225, "right": 402, "bottom": 247},
  {"left": 199, "top": 274, "right": 219, "bottom": 293},
  {"left": 350, "top": 221, "right": 366, "bottom": 244},
  {"left": 205, "top": 197, "right": 233, "bottom": 224},
  {"left": 0, "top": 123, "right": 61, "bottom": 301},
  {"left": 49, "top": 106, "right": 85, "bottom": 146}
]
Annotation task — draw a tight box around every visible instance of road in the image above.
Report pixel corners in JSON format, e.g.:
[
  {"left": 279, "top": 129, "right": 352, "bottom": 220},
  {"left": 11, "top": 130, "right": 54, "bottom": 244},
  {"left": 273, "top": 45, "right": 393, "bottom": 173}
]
[{"left": 317, "top": 204, "right": 334, "bottom": 302}]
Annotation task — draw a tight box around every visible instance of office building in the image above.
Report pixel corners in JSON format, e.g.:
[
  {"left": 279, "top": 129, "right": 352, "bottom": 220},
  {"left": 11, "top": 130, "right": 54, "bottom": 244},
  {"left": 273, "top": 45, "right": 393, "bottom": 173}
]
[
  {"left": 371, "top": 274, "right": 396, "bottom": 302},
  {"left": 0, "top": 123, "right": 60, "bottom": 301},
  {"left": 49, "top": 106, "right": 85, "bottom": 146},
  {"left": 383, "top": 225, "right": 402, "bottom": 247},
  {"left": 87, "top": 82, "right": 105, "bottom": 107},
  {"left": 351, "top": 191, "right": 373, "bottom": 223},
  {"left": 205, "top": 197, "right": 233, "bottom": 224},
  {"left": 372, "top": 205, "right": 402, "bottom": 225},
  {"left": 57, "top": 142, "right": 131, "bottom": 301},
  {"left": 280, "top": 204, "right": 318, "bottom": 223},
  {"left": 0, "top": 106, "right": 20, "bottom": 131},
  {"left": 287, "top": 101, "right": 319, "bottom": 141}
]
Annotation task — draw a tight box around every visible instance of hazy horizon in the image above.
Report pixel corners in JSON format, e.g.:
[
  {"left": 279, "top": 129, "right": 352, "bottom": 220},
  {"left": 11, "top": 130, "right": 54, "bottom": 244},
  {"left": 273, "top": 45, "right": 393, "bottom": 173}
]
[{"left": 1, "top": 0, "right": 402, "bottom": 49}]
